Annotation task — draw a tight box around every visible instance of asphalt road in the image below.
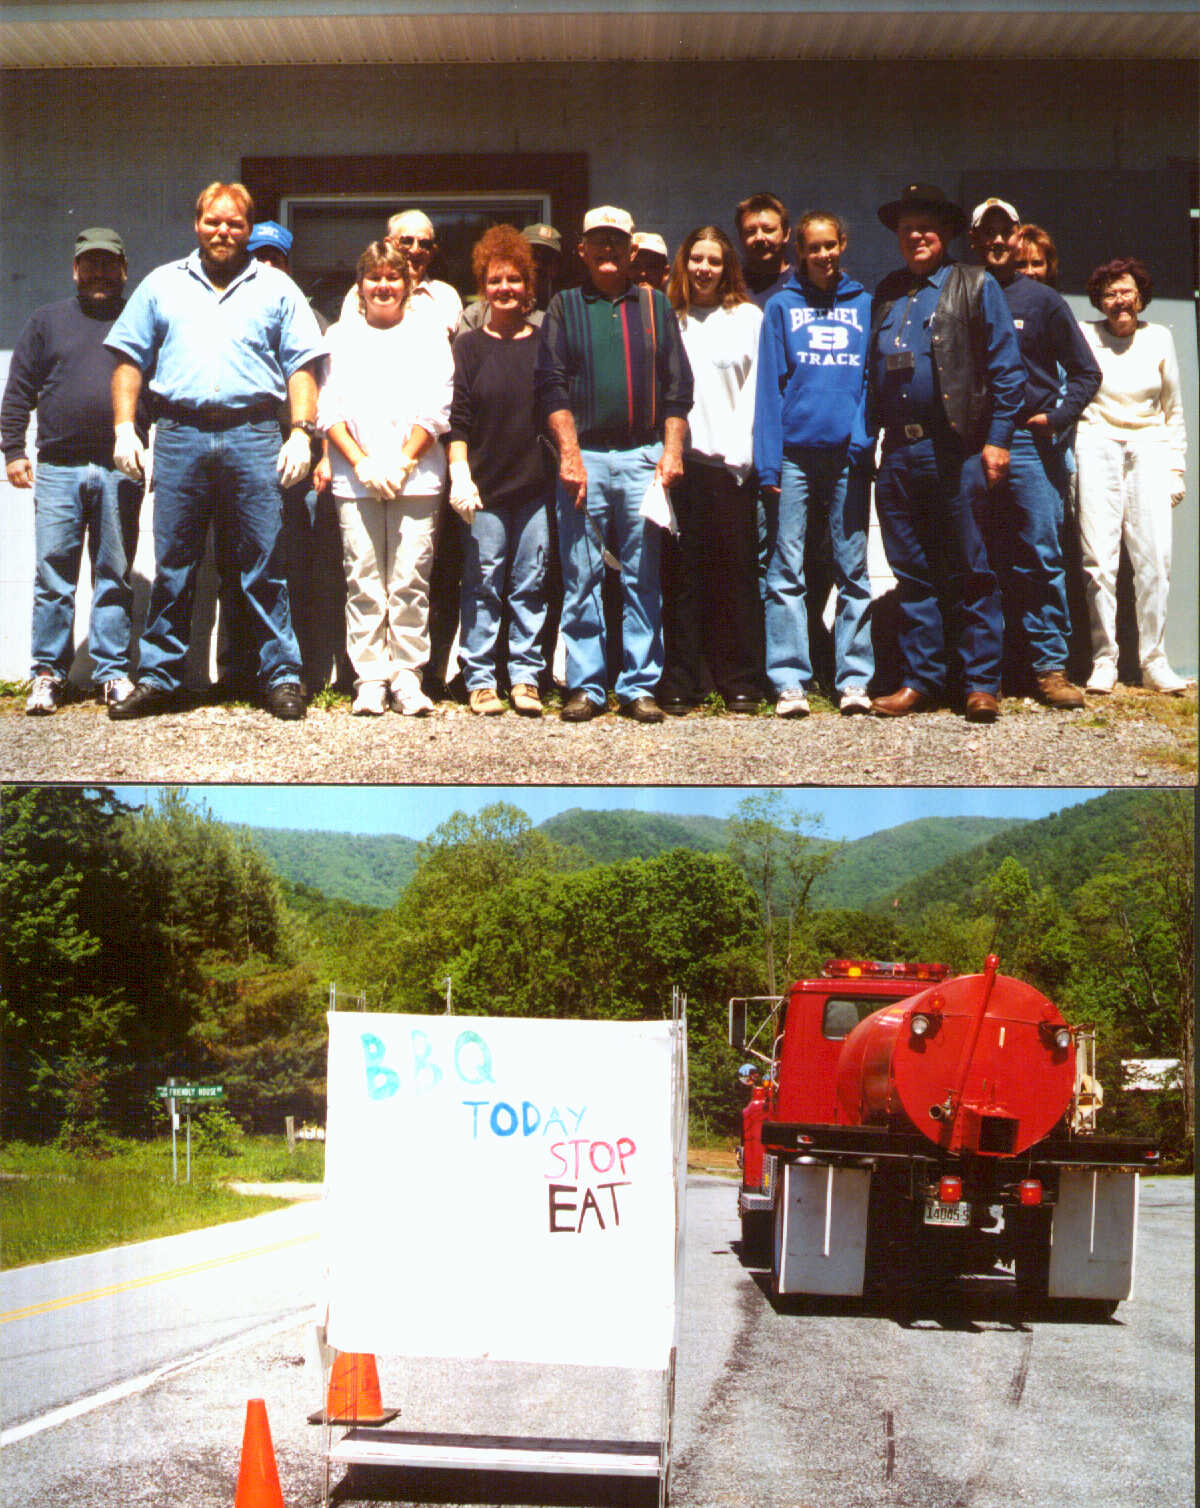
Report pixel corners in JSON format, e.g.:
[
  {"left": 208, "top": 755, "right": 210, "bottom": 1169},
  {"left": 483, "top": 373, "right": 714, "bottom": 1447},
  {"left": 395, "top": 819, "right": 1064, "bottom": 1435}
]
[{"left": 0, "top": 1177, "right": 1191, "bottom": 1507}]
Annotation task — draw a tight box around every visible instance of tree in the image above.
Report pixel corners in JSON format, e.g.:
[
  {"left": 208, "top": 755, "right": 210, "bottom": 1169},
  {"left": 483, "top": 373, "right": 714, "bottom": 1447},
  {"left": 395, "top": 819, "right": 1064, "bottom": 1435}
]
[{"left": 726, "top": 791, "right": 842, "bottom": 994}]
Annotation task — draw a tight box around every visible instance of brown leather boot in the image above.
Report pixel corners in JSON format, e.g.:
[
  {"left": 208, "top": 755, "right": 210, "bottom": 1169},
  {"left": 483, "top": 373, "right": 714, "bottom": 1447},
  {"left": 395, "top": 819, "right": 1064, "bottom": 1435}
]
[{"left": 1034, "top": 669, "right": 1085, "bottom": 709}]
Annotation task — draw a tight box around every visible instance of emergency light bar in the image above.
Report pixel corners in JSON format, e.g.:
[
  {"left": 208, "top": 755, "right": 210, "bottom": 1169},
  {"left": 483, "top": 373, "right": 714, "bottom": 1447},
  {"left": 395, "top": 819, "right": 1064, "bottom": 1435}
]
[{"left": 822, "top": 959, "right": 952, "bottom": 981}]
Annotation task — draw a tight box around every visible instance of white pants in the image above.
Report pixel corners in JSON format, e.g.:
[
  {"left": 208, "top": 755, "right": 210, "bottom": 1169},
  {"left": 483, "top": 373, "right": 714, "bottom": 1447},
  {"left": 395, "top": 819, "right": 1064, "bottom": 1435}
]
[
  {"left": 336, "top": 492, "right": 438, "bottom": 690},
  {"left": 1074, "top": 430, "right": 1173, "bottom": 671}
]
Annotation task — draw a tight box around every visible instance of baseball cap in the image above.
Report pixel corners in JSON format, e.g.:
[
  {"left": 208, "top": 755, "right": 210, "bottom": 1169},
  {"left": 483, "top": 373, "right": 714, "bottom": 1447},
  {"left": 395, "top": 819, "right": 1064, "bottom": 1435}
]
[
  {"left": 75, "top": 227, "right": 125, "bottom": 258},
  {"left": 247, "top": 220, "right": 293, "bottom": 256},
  {"left": 522, "top": 223, "right": 563, "bottom": 255},
  {"left": 970, "top": 197, "right": 1020, "bottom": 230},
  {"left": 631, "top": 232, "right": 669, "bottom": 260},
  {"left": 582, "top": 205, "right": 634, "bottom": 237}
]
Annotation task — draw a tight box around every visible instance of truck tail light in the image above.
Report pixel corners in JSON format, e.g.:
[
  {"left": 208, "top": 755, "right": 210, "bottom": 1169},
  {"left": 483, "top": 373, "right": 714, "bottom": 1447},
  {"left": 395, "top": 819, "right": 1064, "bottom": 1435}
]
[
  {"left": 1018, "top": 1179, "right": 1042, "bottom": 1206},
  {"left": 937, "top": 1176, "right": 962, "bottom": 1204}
]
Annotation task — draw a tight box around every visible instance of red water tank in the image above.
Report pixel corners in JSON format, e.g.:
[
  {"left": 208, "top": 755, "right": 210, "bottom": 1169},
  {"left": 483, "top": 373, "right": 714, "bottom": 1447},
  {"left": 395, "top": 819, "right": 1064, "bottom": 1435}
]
[{"left": 834, "top": 958, "right": 1076, "bottom": 1156}]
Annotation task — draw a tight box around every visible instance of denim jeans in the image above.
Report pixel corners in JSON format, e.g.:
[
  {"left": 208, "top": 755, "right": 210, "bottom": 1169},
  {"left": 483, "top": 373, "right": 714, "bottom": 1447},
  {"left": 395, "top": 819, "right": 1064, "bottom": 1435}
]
[
  {"left": 459, "top": 492, "right": 551, "bottom": 690},
  {"left": 763, "top": 447, "right": 874, "bottom": 696},
  {"left": 31, "top": 460, "right": 141, "bottom": 683},
  {"left": 136, "top": 418, "right": 301, "bottom": 692},
  {"left": 874, "top": 435, "right": 1002, "bottom": 696},
  {"left": 556, "top": 444, "right": 663, "bottom": 704},
  {"left": 990, "top": 426, "right": 1072, "bottom": 673}
]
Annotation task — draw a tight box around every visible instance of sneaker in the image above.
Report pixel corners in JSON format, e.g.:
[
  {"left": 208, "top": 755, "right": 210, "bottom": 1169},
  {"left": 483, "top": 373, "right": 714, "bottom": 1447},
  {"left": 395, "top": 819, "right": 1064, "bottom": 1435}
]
[
  {"left": 838, "top": 686, "right": 871, "bottom": 715},
  {"left": 510, "top": 683, "right": 543, "bottom": 717},
  {"left": 1033, "top": 669, "right": 1085, "bottom": 709},
  {"left": 468, "top": 685, "right": 505, "bottom": 716},
  {"left": 352, "top": 682, "right": 388, "bottom": 716},
  {"left": 391, "top": 686, "right": 434, "bottom": 716},
  {"left": 1085, "top": 661, "right": 1117, "bottom": 694},
  {"left": 775, "top": 688, "right": 810, "bottom": 718},
  {"left": 101, "top": 676, "right": 136, "bottom": 707},
  {"left": 1141, "top": 658, "right": 1191, "bottom": 695},
  {"left": 25, "top": 673, "right": 62, "bottom": 715}
]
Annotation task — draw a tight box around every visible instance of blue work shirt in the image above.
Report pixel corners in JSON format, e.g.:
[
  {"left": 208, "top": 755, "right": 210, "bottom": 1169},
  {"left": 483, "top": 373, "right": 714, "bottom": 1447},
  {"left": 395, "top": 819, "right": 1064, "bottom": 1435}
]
[
  {"left": 996, "top": 273, "right": 1101, "bottom": 432},
  {"left": 105, "top": 250, "right": 324, "bottom": 408},
  {"left": 872, "top": 260, "right": 1022, "bottom": 448}
]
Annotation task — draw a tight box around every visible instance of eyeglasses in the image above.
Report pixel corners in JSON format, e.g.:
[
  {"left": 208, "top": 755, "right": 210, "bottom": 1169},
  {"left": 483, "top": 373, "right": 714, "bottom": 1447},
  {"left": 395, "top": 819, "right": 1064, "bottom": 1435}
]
[{"left": 393, "top": 235, "right": 434, "bottom": 251}]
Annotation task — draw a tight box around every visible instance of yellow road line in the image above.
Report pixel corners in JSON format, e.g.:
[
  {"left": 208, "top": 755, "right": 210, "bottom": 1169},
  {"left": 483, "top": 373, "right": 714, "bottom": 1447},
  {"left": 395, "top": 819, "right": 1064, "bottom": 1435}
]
[{"left": 0, "top": 1232, "right": 318, "bottom": 1324}]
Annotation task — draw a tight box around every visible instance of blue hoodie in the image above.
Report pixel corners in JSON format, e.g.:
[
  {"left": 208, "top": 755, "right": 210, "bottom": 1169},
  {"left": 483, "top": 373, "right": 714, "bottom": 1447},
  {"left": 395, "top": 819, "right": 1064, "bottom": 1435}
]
[{"left": 752, "top": 269, "right": 873, "bottom": 489}]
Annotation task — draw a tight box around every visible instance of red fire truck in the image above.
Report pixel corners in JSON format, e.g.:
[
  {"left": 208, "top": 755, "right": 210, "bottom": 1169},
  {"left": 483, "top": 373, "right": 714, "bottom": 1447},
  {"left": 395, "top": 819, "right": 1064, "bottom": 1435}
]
[{"left": 730, "top": 956, "right": 1158, "bottom": 1313}]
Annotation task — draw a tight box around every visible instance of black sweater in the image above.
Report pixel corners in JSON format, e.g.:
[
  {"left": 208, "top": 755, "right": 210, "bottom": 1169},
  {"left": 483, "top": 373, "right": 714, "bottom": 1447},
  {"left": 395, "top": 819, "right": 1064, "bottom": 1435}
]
[
  {"left": 448, "top": 326, "right": 552, "bottom": 508},
  {"left": 2, "top": 294, "right": 149, "bottom": 466}
]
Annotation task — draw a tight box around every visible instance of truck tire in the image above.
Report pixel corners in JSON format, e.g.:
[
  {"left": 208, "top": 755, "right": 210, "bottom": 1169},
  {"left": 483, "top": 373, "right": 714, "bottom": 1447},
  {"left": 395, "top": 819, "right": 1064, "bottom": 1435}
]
[
  {"left": 1012, "top": 1207, "right": 1052, "bottom": 1316},
  {"left": 740, "top": 1209, "right": 772, "bottom": 1268},
  {"left": 862, "top": 1169, "right": 918, "bottom": 1309}
]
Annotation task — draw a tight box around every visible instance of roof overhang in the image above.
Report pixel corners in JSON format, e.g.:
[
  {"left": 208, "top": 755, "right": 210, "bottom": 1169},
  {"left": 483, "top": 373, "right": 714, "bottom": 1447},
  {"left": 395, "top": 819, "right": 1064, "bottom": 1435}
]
[{"left": 3, "top": 1, "right": 1197, "bottom": 66}]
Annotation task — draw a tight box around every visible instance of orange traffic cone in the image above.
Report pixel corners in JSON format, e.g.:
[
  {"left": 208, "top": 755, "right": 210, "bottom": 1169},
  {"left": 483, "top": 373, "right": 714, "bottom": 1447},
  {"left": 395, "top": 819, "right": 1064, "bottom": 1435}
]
[
  {"left": 307, "top": 1351, "right": 399, "bottom": 1426},
  {"left": 234, "top": 1398, "right": 285, "bottom": 1508}
]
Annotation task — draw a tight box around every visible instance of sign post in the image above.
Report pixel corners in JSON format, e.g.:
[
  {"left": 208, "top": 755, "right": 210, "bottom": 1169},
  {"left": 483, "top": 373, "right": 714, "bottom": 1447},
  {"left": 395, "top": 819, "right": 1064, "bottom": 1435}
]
[{"left": 155, "top": 1084, "right": 226, "bottom": 1184}]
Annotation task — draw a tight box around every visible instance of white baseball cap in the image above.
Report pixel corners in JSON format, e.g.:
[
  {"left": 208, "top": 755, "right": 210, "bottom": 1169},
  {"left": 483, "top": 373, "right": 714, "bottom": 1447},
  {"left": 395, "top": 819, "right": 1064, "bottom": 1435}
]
[
  {"left": 631, "top": 232, "right": 669, "bottom": 260},
  {"left": 582, "top": 205, "right": 634, "bottom": 237},
  {"left": 970, "top": 197, "right": 1020, "bottom": 230}
]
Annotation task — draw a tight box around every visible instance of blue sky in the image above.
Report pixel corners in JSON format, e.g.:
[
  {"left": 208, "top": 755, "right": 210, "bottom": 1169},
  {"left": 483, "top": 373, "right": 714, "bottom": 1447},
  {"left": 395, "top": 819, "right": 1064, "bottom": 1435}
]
[{"left": 114, "top": 786, "right": 1106, "bottom": 844}]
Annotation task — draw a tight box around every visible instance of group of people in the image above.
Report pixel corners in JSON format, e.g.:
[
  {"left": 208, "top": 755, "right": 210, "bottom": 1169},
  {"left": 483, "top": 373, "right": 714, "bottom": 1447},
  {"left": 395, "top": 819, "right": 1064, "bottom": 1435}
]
[{"left": 3, "top": 177, "right": 1190, "bottom": 726}]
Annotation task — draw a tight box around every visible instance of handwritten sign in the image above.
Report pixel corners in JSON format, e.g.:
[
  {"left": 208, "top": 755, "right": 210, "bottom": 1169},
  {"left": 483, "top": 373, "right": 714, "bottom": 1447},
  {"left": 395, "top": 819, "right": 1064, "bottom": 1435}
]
[{"left": 323, "top": 1013, "right": 681, "bottom": 1369}]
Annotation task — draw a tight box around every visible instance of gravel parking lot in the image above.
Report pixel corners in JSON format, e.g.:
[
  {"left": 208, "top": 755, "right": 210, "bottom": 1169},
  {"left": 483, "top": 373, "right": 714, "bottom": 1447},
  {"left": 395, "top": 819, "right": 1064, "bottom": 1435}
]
[{"left": 0, "top": 684, "right": 1194, "bottom": 787}]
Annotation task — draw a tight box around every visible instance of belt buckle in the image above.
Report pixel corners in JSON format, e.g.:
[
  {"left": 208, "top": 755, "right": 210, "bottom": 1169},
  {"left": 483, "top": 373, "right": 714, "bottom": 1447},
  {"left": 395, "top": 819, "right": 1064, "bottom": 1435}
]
[{"left": 904, "top": 422, "right": 925, "bottom": 441}]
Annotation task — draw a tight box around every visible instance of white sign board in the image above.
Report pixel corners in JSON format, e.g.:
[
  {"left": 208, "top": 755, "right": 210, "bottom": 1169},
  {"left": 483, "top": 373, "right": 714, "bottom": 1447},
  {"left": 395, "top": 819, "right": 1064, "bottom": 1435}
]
[{"left": 323, "top": 1012, "right": 681, "bottom": 1370}]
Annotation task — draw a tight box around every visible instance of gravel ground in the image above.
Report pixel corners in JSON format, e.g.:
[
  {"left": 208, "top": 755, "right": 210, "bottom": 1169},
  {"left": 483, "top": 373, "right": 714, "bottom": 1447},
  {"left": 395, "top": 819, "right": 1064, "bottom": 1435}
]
[{"left": 0, "top": 685, "right": 1194, "bottom": 787}]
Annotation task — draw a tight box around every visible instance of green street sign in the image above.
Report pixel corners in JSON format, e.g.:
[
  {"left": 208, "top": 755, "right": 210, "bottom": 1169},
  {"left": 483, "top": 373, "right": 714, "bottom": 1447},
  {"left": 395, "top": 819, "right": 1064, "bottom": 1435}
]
[{"left": 155, "top": 1084, "right": 225, "bottom": 1101}]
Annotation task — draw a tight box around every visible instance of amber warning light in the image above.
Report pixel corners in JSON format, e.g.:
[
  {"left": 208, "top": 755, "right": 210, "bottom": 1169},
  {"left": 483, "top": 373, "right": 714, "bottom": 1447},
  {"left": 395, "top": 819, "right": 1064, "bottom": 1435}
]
[{"left": 823, "top": 959, "right": 952, "bottom": 981}]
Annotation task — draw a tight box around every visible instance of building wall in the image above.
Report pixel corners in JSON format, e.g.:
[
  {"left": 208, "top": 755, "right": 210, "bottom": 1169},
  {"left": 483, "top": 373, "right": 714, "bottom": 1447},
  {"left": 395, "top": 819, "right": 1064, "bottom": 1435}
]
[{"left": 2, "top": 59, "right": 1196, "bottom": 678}]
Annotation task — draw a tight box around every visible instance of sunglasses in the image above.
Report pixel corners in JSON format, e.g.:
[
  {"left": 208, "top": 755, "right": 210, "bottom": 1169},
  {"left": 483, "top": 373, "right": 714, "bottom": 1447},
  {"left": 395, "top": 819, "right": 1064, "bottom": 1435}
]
[{"left": 393, "top": 235, "right": 435, "bottom": 251}]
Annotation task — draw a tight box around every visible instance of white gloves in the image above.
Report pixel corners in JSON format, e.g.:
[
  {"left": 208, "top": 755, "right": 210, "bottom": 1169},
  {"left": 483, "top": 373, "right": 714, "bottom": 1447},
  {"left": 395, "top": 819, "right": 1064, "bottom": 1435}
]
[
  {"left": 354, "top": 454, "right": 415, "bottom": 500},
  {"left": 448, "top": 459, "right": 482, "bottom": 523},
  {"left": 276, "top": 428, "right": 313, "bottom": 489},
  {"left": 113, "top": 421, "right": 147, "bottom": 482},
  {"left": 1170, "top": 471, "right": 1185, "bottom": 508}
]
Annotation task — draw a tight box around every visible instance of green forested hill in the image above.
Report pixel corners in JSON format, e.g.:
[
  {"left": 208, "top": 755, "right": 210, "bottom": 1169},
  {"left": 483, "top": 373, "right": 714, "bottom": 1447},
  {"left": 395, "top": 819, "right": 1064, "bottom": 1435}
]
[
  {"left": 244, "top": 827, "right": 419, "bottom": 910},
  {"left": 817, "top": 816, "right": 1027, "bottom": 909},
  {"left": 878, "top": 790, "right": 1160, "bottom": 915},
  {"left": 538, "top": 807, "right": 731, "bottom": 862}
]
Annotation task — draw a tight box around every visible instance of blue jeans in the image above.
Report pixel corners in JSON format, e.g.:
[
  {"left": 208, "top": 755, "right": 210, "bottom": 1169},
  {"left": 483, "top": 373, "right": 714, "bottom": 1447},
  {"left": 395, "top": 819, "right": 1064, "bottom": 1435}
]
[
  {"left": 874, "top": 435, "right": 1002, "bottom": 696},
  {"left": 763, "top": 447, "right": 874, "bottom": 695},
  {"left": 556, "top": 444, "right": 663, "bottom": 704},
  {"left": 137, "top": 418, "right": 301, "bottom": 692},
  {"left": 31, "top": 461, "right": 141, "bottom": 683},
  {"left": 992, "top": 427, "right": 1072, "bottom": 673},
  {"left": 459, "top": 492, "right": 551, "bottom": 689}
]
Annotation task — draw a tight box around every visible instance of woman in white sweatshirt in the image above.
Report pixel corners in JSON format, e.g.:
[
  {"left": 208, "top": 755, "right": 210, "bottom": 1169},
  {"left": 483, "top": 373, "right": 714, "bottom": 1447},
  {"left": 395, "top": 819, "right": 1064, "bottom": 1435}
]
[
  {"left": 319, "top": 241, "right": 453, "bottom": 715},
  {"left": 1075, "top": 257, "right": 1189, "bottom": 694},
  {"left": 659, "top": 226, "right": 765, "bottom": 713}
]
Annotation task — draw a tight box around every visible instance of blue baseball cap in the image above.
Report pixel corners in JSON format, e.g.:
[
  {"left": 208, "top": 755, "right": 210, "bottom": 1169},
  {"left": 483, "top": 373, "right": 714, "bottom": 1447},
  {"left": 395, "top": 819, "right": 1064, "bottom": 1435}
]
[{"left": 247, "top": 220, "right": 293, "bottom": 256}]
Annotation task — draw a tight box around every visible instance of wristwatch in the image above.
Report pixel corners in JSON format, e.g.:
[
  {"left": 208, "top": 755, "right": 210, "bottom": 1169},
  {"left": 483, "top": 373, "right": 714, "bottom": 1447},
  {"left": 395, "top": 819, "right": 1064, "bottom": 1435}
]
[{"left": 292, "top": 419, "right": 319, "bottom": 438}]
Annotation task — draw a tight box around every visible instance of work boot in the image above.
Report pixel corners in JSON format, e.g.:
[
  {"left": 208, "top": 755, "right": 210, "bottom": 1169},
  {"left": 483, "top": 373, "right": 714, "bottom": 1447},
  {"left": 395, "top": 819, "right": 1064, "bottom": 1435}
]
[{"left": 1034, "top": 669, "right": 1085, "bottom": 709}]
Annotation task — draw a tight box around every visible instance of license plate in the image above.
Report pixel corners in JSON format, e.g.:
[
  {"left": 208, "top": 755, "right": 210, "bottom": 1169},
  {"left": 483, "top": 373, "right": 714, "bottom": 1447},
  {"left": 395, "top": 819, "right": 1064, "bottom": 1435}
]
[{"left": 924, "top": 1198, "right": 971, "bottom": 1227}]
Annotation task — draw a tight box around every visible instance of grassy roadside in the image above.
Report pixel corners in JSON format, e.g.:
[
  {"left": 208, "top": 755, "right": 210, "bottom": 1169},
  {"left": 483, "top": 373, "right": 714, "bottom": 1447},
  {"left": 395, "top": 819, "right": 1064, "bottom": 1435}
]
[{"left": 0, "top": 1135, "right": 324, "bottom": 1269}]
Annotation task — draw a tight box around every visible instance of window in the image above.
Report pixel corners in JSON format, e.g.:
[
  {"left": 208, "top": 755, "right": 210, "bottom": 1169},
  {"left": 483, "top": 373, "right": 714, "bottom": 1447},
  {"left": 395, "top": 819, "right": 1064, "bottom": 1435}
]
[{"left": 821, "top": 995, "right": 902, "bottom": 1040}]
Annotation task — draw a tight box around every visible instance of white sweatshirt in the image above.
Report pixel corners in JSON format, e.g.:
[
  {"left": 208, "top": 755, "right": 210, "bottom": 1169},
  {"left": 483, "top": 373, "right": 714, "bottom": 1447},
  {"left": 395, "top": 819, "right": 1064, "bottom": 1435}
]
[
  {"left": 1077, "top": 319, "right": 1187, "bottom": 473},
  {"left": 319, "top": 311, "right": 453, "bottom": 499},
  {"left": 678, "top": 300, "right": 762, "bottom": 479}
]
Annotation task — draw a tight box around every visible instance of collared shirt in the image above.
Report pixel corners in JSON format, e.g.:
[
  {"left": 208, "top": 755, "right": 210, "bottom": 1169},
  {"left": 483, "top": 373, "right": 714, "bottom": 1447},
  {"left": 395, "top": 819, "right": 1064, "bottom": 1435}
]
[
  {"left": 106, "top": 250, "right": 324, "bottom": 408},
  {"left": 338, "top": 277, "right": 463, "bottom": 341},
  {"left": 535, "top": 279, "right": 693, "bottom": 448},
  {"left": 871, "top": 259, "right": 1021, "bottom": 447},
  {"left": 996, "top": 274, "right": 1101, "bottom": 431}
]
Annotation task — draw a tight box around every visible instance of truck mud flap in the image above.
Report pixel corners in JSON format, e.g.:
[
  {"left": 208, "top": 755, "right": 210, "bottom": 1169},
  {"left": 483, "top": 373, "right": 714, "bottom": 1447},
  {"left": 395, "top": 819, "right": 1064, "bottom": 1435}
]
[
  {"left": 774, "top": 1162, "right": 871, "bottom": 1297},
  {"left": 1047, "top": 1169, "right": 1138, "bottom": 1301}
]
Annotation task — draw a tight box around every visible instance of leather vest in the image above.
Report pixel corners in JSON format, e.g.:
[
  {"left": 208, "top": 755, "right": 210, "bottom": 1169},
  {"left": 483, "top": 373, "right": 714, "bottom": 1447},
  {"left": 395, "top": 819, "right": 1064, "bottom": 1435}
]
[{"left": 871, "top": 261, "right": 991, "bottom": 450}]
